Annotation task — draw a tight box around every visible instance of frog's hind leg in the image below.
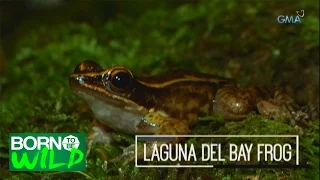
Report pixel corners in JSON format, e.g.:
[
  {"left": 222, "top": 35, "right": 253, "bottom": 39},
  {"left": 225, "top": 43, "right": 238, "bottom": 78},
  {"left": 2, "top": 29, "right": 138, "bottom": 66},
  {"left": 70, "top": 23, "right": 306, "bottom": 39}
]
[{"left": 214, "top": 85, "right": 264, "bottom": 120}]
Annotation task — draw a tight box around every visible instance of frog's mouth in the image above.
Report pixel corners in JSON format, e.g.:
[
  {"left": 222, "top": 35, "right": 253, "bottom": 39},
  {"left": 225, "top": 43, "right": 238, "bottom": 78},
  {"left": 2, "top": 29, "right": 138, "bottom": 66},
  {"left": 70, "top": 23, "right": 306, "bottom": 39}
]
[{"left": 69, "top": 75, "right": 145, "bottom": 111}]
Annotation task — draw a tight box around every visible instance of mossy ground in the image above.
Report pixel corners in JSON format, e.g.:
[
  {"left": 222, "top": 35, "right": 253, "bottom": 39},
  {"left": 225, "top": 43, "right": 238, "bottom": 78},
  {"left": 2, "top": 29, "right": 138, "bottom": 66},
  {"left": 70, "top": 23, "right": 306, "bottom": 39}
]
[{"left": 0, "top": 1, "right": 319, "bottom": 179}]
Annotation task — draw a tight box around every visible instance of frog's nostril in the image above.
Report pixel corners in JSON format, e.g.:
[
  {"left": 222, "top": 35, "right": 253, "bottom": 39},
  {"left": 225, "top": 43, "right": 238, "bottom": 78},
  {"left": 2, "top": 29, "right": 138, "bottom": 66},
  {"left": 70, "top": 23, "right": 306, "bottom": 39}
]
[{"left": 74, "top": 60, "right": 103, "bottom": 73}]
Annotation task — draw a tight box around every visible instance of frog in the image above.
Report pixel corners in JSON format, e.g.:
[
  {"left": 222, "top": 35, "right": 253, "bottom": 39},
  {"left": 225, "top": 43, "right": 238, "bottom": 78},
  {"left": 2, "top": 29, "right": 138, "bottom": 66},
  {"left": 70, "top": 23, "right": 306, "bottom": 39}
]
[{"left": 69, "top": 60, "right": 309, "bottom": 165}]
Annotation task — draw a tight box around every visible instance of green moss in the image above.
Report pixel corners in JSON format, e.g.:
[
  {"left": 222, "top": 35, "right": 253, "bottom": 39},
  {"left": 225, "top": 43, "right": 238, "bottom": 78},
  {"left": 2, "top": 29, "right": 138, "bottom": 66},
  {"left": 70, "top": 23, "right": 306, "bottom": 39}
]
[{"left": 0, "top": 0, "right": 319, "bottom": 179}]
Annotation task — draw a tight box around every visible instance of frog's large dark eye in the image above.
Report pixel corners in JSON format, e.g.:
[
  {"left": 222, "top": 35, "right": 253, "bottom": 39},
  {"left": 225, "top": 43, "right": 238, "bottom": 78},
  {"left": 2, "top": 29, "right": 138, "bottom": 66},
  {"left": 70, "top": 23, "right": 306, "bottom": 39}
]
[
  {"left": 74, "top": 60, "right": 103, "bottom": 73},
  {"left": 108, "top": 68, "right": 133, "bottom": 92}
]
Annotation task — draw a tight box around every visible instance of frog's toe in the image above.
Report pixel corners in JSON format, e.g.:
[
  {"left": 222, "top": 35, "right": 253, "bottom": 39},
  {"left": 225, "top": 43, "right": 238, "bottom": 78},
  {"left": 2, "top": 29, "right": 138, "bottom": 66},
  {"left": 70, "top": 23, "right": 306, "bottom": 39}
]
[
  {"left": 109, "top": 154, "right": 134, "bottom": 166},
  {"left": 293, "top": 104, "right": 319, "bottom": 126},
  {"left": 102, "top": 160, "right": 108, "bottom": 171},
  {"left": 109, "top": 144, "right": 135, "bottom": 165},
  {"left": 301, "top": 104, "right": 319, "bottom": 120},
  {"left": 257, "top": 100, "right": 293, "bottom": 119}
]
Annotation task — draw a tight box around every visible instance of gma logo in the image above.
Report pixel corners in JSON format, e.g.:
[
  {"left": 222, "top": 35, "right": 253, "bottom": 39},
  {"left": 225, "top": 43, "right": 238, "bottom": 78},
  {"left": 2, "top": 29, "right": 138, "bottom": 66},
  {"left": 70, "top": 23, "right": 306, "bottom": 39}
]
[{"left": 277, "top": 15, "right": 301, "bottom": 24}]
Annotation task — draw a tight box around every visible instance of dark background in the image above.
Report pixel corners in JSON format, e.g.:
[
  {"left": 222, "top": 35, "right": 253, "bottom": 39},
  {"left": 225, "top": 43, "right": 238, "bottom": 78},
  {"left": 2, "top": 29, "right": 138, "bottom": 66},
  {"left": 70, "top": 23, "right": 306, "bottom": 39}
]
[{"left": 0, "top": 0, "right": 319, "bottom": 179}]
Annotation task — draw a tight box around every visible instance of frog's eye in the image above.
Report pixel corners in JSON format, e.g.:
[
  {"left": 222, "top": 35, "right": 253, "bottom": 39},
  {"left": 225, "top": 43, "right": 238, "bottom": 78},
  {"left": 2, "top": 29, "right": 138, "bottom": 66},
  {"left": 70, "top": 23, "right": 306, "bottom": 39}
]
[
  {"left": 74, "top": 60, "right": 103, "bottom": 73},
  {"left": 108, "top": 68, "right": 133, "bottom": 92}
]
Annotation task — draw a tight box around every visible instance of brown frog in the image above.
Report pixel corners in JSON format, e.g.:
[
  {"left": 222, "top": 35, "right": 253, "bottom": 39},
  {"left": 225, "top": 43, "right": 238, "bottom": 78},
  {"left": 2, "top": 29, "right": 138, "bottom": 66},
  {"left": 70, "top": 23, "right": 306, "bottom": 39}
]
[{"left": 69, "top": 60, "right": 304, "bottom": 164}]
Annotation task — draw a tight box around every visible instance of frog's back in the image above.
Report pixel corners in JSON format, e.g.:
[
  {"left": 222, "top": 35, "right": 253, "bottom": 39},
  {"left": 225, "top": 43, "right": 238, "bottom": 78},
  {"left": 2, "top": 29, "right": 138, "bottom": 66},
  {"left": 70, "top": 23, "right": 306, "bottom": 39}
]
[
  {"left": 136, "top": 70, "right": 234, "bottom": 88},
  {"left": 133, "top": 71, "right": 234, "bottom": 125}
]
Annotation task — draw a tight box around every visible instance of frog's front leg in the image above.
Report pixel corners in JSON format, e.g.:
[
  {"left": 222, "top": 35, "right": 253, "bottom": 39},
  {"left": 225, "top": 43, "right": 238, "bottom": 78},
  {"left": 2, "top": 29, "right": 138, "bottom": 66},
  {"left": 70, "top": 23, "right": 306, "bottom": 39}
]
[
  {"left": 110, "top": 109, "right": 190, "bottom": 165},
  {"left": 87, "top": 120, "right": 115, "bottom": 160}
]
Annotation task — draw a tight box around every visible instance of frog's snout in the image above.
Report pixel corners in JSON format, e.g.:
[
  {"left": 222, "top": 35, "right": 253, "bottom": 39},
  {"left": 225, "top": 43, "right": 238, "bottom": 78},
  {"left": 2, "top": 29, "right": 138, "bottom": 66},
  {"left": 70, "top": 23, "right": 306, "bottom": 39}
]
[
  {"left": 70, "top": 60, "right": 104, "bottom": 91},
  {"left": 69, "top": 75, "right": 83, "bottom": 91}
]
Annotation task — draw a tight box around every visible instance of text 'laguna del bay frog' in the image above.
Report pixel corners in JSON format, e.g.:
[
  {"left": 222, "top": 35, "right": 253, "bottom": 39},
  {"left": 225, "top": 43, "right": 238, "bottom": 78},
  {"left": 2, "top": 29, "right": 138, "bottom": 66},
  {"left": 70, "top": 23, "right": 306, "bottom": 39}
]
[{"left": 69, "top": 60, "right": 311, "bottom": 164}]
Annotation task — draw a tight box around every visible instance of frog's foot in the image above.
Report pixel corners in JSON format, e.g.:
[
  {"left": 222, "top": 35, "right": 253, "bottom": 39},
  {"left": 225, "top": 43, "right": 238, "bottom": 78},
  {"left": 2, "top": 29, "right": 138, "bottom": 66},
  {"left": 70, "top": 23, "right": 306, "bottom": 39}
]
[
  {"left": 109, "top": 144, "right": 136, "bottom": 166},
  {"left": 301, "top": 104, "right": 319, "bottom": 120},
  {"left": 257, "top": 99, "right": 319, "bottom": 126},
  {"left": 109, "top": 141, "right": 163, "bottom": 166},
  {"left": 256, "top": 87, "right": 302, "bottom": 120},
  {"left": 256, "top": 100, "right": 293, "bottom": 119},
  {"left": 293, "top": 104, "right": 319, "bottom": 126}
]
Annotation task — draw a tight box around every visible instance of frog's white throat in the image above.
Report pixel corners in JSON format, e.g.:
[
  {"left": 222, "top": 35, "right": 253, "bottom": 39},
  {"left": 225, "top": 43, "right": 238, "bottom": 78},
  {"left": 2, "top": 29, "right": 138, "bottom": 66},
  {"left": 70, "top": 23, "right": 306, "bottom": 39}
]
[{"left": 74, "top": 91, "right": 145, "bottom": 134}]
